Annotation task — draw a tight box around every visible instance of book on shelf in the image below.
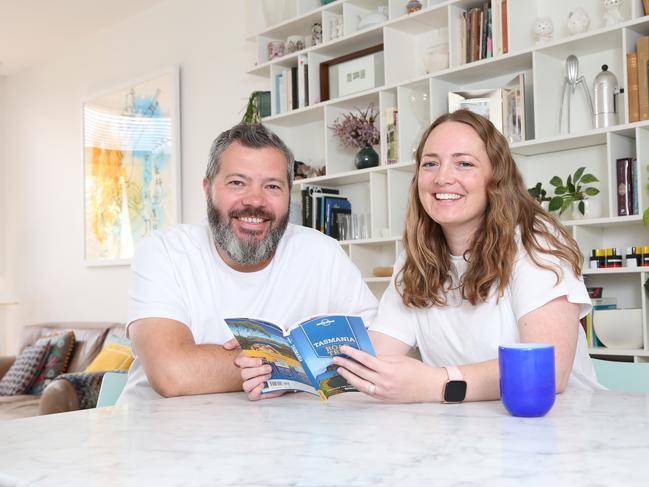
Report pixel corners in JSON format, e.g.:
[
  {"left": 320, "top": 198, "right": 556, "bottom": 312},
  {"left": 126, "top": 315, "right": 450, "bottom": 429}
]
[
  {"left": 386, "top": 107, "right": 398, "bottom": 164},
  {"left": 297, "top": 54, "right": 308, "bottom": 109},
  {"left": 323, "top": 196, "right": 351, "bottom": 237},
  {"left": 448, "top": 74, "right": 525, "bottom": 142},
  {"left": 225, "top": 315, "right": 375, "bottom": 399},
  {"left": 636, "top": 36, "right": 649, "bottom": 120},
  {"left": 301, "top": 186, "right": 342, "bottom": 231},
  {"left": 627, "top": 52, "right": 640, "bottom": 123},
  {"left": 501, "top": 0, "right": 508, "bottom": 55},
  {"left": 643, "top": 0, "right": 649, "bottom": 16},
  {"left": 616, "top": 158, "right": 635, "bottom": 216}
]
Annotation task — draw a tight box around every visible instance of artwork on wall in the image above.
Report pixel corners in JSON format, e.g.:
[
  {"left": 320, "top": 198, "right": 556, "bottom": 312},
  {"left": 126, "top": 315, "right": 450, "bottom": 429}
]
[{"left": 82, "top": 67, "right": 181, "bottom": 266}]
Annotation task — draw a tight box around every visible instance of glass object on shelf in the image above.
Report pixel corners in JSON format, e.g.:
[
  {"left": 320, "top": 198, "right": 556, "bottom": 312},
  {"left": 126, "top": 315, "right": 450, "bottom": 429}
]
[
  {"left": 286, "top": 35, "right": 305, "bottom": 54},
  {"left": 267, "top": 40, "right": 285, "bottom": 60},
  {"left": 422, "top": 43, "right": 449, "bottom": 73},
  {"left": 354, "top": 145, "right": 379, "bottom": 169},
  {"left": 358, "top": 6, "right": 388, "bottom": 30},
  {"left": 329, "top": 15, "right": 343, "bottom": 40},
  {"left": 337, "top": 213, "right": 351, "bottom": 241},
  {"left": 409, "top": 91, "right": 429, "bottom": 158},
  {"left": 406, "top": 0, "right": 423, "bottom": 14},
  {"left": 532, "top": 16, "right": 554, "bottom": 44},
  {"left": 351, "top": 213, "right": 369, "bottom": 240},
  {"left": 570, "top": 198, "right": 602, "bottom": 220}
]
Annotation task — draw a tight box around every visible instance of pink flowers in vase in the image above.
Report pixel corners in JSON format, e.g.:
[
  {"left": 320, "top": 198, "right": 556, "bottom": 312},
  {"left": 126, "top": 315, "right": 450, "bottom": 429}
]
[{"left": 329, "top": 105, "right": 380, "bottom": 149}]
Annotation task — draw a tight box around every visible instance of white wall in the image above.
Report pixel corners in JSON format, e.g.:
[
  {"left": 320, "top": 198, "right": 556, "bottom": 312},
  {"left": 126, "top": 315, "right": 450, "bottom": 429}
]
[{"left": 0, "top": 0, "right": 264, "bottom": 353}]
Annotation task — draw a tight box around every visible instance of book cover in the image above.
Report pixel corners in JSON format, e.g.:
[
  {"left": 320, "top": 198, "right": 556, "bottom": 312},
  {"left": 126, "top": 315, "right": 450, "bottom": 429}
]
[
  {"left": 502, "top": 73, "right": 525, "bottom": 143},
  {"left": 627, "top": 52, "right": 639, "bottom": 123},
  {"left": 302, "top": 186, "right": 339, "bottom": 229},
  {"left": 386, "top": 107, "right": 398, "bottom": 164},
  {"left": 323, "top": 196, "right": 351, "bottom": 236},
  {"left": 225, "top": 315, "right": 375, "bottom": 399},
  {"left": 616, "top": 158, "right": 633, "bottom": 216},
  {"left": 449, "top": 88, "right": 503, "bottom": 132}
]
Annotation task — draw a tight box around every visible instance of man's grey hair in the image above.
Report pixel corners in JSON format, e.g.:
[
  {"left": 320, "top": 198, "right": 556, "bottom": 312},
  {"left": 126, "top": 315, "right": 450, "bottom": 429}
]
[{"left": 205, "top": 123, "right": 294, "bottom": 190}]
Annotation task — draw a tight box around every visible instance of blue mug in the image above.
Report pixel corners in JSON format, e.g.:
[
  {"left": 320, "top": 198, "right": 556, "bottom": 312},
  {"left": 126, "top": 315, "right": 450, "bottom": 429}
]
[{"left": 498, "top": 343, "right": 556, "bottom": 417}]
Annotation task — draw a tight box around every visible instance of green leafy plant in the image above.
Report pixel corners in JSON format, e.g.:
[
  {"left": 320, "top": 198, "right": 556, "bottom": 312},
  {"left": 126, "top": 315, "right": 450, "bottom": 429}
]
[
  {"left": 241, "top": 91, "right": 270, "bottom": 124},
  {"left": 548, "top": 166, "right": 600, "bottom": 216},
  {"left": 527, "top": 182, "right": 552, "bottom": 205}
]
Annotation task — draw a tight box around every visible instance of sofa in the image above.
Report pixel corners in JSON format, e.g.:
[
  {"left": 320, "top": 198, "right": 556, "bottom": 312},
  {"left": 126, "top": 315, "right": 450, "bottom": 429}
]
[{"left": 0, "top": 321, "right": 125, "bottom": 420}]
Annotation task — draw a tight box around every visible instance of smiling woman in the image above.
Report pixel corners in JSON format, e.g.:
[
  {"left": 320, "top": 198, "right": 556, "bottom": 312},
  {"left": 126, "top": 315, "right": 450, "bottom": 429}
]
[{"left": 333, "top": 109, "right": 603, "bottom": 405}]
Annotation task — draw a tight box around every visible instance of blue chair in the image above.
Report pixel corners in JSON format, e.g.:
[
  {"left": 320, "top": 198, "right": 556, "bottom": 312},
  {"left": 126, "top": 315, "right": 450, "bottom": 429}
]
[
  {"left": 592, "top": 359, "right": 649, "bottom": 393},
  {"left": 96, "top": 372, "right": 128, "bottom": 407}
]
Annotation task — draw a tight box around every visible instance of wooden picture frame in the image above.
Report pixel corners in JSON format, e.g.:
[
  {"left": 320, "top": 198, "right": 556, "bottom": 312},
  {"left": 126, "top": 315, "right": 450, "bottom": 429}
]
[{"left": 319, "top": 44, "right": 383, "bottom": 102}]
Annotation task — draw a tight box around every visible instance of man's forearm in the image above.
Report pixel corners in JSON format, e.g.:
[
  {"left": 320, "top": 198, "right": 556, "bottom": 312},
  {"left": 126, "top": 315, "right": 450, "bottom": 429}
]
[{"left": 151, "top": 344, "right": 243, "bottom": 397}]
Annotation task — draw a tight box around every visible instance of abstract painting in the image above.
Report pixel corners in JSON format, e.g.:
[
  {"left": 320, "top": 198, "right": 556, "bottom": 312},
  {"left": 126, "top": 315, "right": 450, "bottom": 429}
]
[{"left": 83, "top": 67, "right": 181, "bottom": 265}]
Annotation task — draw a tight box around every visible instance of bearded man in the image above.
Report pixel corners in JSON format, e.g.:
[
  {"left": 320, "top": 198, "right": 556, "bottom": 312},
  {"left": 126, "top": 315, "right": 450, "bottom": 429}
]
[{"left": 118, "top": 123, "right": 377, "bottom": 403}]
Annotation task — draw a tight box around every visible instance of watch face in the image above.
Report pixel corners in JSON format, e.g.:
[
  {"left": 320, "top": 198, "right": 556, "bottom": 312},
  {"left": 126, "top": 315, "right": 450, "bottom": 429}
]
[{"left": 444, "top": 380, "right": 467, "bottom": 403}]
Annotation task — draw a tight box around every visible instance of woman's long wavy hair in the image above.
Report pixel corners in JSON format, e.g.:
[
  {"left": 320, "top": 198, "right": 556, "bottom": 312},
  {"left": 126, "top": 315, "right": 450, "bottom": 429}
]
[{"left": 398, "top": 110, "right": 583, "bottom": 308}]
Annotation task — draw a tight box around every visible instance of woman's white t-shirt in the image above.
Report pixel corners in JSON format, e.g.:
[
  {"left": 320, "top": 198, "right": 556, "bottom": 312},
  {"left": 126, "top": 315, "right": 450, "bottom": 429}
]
[{"left": 370, "top": 237, "right": 601, "bottom": 390}]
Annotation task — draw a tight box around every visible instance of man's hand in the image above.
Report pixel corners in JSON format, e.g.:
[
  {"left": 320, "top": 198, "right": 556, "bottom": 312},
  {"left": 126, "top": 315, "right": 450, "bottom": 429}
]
[{"left": 233, "top": 351, "right": 286, "bottom": 401}]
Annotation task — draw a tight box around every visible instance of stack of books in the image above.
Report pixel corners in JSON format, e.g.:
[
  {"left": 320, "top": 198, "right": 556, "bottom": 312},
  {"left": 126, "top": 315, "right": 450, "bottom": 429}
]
[{"left": 301, "top": 186, "right": 351, "bottom": 240}]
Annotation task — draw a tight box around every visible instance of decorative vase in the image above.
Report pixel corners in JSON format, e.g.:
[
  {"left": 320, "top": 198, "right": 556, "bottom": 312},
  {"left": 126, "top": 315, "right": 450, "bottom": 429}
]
[
  {"left": 571, "top": 198, "right": 602, "bottom": 220},
  {"left": 354, "top": 145, "right": 379, "bottom": 169}
]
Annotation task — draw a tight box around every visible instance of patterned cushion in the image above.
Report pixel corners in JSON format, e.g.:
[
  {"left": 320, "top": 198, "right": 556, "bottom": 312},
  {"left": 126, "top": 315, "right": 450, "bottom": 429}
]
[
  {"left": 0, "top": 342, "right": 50, "bottom": 396},
  {"left": 55, "top": 371, "right": 114, "bottom": 409},
  {"left": 84, "top": 335, "right": 133, "bottom": 372},
  {"left": 27, "top": 331, "right": 76, "bottom": 395}
]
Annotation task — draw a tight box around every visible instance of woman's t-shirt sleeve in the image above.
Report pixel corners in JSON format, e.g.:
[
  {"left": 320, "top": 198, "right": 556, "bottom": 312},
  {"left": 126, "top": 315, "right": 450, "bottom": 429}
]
[
  {"left": 510, "top": 247, "right": 591, "bottom": 322},
  {"left": 368, "top": 254, "right": 418, "bottom": 347}
]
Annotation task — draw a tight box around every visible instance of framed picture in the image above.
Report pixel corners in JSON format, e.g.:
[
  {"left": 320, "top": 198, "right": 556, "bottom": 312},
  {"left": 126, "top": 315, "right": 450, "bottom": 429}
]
[
  {"left": 82, "top": 66, "right": 181, "bottom": 266},
  {"left": 319, "top": 44, "right": 383, "bottom": 102}
]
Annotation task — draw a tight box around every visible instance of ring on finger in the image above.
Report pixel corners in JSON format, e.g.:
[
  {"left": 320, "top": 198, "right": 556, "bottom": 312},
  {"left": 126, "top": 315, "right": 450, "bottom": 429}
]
[{"left": 367, "top": 383, "right": 376, "bottom": 395}]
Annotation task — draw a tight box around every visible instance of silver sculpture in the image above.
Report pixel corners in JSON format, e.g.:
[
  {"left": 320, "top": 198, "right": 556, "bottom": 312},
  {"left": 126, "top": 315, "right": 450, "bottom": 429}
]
[{"left": 559, "top": 54, "right": 594, "bottom": 133}]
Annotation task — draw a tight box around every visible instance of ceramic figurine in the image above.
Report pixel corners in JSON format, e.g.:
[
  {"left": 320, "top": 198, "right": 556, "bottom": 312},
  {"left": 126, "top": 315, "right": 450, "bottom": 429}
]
[
  {"left": 286, "top": 35, "right": 305, "bottom": 54},
  {"left": 603, "top": 0, "right": 624, "bottom": 27},
  {"left": 567, "top": 7, "right": 590, "bottom": 35},
  {"left": 311, "top": 22, "right": 322, "bottom": 45},
  {"left": 532, "top": 16, "right": 554, "bottom": 43},
  {"left": 406, "top": 0, "right": 422, "bottom": 14}
]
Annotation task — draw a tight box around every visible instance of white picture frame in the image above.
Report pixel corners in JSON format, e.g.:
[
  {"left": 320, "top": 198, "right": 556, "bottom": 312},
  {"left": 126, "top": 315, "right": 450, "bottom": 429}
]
[{"left": 82, "top": 66, "right": 182, "bottom": 266}]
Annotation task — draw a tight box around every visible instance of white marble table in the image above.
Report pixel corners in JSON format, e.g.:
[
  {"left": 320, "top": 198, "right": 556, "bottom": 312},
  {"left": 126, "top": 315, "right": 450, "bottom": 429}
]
[{"left": 0, "top": 390, "right": 648, "bottom": 486}]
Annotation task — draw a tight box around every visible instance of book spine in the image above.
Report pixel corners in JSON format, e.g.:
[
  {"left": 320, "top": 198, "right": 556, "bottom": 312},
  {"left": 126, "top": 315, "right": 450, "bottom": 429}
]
[
  {"left": 637, "top": 36, "right": 649, "bottom": 120},
  {"left": 644, "top": 0, "right": 649, "bottom": 16},
  {"left": 632, "top": 158, "right": 639, "bottom": 215},
  {"left": 616, "top": 158, "right": 632, "bottom": 216},
  {"left": 291, "top": 66, "right": 299, "bottom": 110},
  {"left": 627, "top": 52, "right": 640, "bottom": 123},
  {"left": 501, "top": 0, "right": 508, "bottom": 55},
  {"left": 304, "top": 63, "right": 310, "bottom": 107},
  {"left": 470, "top": 8, "right": 480, "bottom": 63}
]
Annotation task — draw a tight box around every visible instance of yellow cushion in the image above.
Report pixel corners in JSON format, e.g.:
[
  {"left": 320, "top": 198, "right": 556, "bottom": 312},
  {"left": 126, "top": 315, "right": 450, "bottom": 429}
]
[{"left": 84, "top": 342, "right": 133, "bottom": 373}]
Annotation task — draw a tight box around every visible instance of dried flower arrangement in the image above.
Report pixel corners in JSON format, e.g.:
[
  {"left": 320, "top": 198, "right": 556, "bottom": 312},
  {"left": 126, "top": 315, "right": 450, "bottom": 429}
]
[{"left": 329, "top": 105, "right": 380, "bottom": 149}]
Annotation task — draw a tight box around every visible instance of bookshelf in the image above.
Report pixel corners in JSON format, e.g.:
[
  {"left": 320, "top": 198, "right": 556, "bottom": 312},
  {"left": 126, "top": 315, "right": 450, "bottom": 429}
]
[{"left": 251, "top": 0, "right": 649, "bottom": 362}]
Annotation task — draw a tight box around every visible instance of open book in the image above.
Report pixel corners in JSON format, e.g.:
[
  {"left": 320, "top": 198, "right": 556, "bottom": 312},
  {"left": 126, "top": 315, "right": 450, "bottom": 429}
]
[{"left": 225, "top": 314, "right": 375, "bottom": 399}]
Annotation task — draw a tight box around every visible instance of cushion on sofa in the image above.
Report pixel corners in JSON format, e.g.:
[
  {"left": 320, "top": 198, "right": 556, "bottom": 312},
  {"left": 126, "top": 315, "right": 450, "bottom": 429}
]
[
  {"left": 0, "top": 342, "right": 50, "bottom": 396},
  {"left": 27, "top": 331, "right": 76, "bottom": 395},
  {"left": 84, "top": 335, "right": 133, "bottom": 372}
]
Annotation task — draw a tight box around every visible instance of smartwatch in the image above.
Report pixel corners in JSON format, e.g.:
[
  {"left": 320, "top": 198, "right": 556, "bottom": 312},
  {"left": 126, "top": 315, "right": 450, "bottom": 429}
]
[{"left": 442, "top": 366, "right": 467, "bottom": 403}]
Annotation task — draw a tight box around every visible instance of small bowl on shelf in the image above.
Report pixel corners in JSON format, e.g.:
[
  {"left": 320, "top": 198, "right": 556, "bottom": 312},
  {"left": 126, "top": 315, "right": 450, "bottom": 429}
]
[{"left": 593, "top": 308, "right": 643, "bottom": 349}]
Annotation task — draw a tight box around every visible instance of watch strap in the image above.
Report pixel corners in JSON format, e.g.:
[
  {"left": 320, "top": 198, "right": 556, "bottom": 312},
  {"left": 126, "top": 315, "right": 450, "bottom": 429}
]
[{"left": 444, "top": 365, "right": 463, "bottom": 381}]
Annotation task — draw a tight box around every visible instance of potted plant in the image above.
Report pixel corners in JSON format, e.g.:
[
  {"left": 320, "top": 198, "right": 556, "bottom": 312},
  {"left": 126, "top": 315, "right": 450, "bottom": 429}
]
[
  {"left": 241, "top": 91, "right": 271, "bottom": 124},
  {"left": 548, "top": 167, "right": 600, "bottom": 218},
  {"left": 329, "top": 105, "right": 380, "bottom": 169},
  {"left": 527, "top": 182, "right": 552, "bottom": 210}
]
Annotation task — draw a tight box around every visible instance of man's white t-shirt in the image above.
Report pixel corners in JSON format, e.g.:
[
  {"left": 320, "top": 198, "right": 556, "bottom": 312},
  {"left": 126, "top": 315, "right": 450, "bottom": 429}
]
[
  {"left": 118, "top": 222, "right": 378, "bottom": 403},
  {"left": 370, "top": 240, "right": 601, "bottom": 390}
]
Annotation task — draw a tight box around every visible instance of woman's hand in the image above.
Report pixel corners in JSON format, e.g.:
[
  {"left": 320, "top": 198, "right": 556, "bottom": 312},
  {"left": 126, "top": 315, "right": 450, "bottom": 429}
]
[{"left": 332, "top": 345, "right": 443, "bottom": 403}]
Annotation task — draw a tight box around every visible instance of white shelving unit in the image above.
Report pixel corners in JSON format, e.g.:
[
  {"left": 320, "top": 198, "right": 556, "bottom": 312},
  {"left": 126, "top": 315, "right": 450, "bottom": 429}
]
[{"left": 251, "top": 0, "right": 649, "bottom": 362}]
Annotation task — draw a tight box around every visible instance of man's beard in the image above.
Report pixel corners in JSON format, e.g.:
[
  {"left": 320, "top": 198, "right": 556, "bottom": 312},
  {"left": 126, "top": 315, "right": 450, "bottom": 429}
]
[{"left": 207, "top": 198, "right": 289, "bottom": 267}]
